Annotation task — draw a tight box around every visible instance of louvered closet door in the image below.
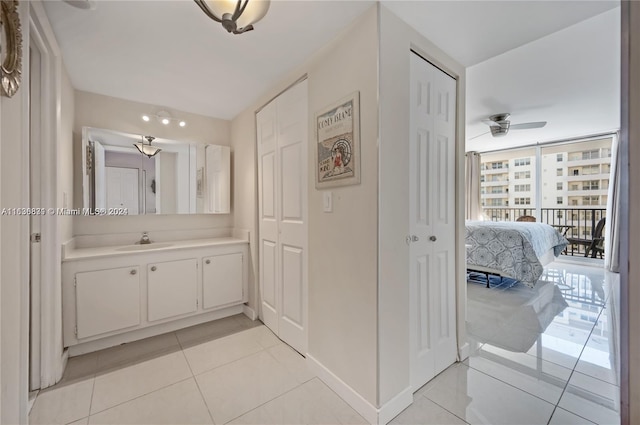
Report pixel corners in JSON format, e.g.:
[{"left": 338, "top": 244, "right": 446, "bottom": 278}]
[
  {"left": 257, "top": 80, "right": 308, "bottom": 355},
  {"left": 409, "top": 53, "right": 457, "bottom": 390}
]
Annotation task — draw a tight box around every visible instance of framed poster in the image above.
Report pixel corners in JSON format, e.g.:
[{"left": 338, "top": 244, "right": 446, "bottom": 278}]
[{"left": 315, "top": 91, "right": 360, "bottom": 189}]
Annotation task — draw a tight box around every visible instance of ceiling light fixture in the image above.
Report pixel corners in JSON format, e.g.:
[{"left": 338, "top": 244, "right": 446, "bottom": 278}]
[
  {"left": 134, "top": 136, "right": 162, "bottom": 158},
  {"left": 140, "top": 110, "right": 187, "bottom": 128},
  {"left": 194, "top": 0, "right": 270, "bottom": 35}
]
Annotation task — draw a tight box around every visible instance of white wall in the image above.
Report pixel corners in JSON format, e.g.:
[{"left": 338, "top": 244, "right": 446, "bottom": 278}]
[
  {"left": 232, "top": 5, "right": 380, "bottom": 406},
  {"left": 60, "top": 68, "right": 75, "bottom": 243},
  {"left": 230, "top": 111, "right": 258, "bottom": 311},
  {"left": 466, "top": 8, "right": 620, "bottom": 152},
  {"left": 377, "top": 4, "right": 467, "bottom": 410},
  {"left": 72, "top": 91, "right": 233, "bottom": 236},
  {"left": 0, "top": 2, "right": 29, "bottom": 422}
]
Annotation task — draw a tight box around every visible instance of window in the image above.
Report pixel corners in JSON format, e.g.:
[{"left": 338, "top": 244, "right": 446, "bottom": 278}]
[
  {"left": 480, "top": 175, "right": 485, "bottom": 182},
  {"left": 479, "top": 137, "right": 612, "bottom": 212},
  {"left": 582, "top": 196, "right": 599, "bottom": 205},
  {"left": 582, "top": 165, "right": 600, "bottom": 175},
  {"left": 557, "top": 197, "right": 563, "bottom": 205},
  {"left": 514, "top": 184, "right": 531, "bottom": 192},
  {"left": 489, "top": 162, "right": 507, "bottom": 169},
  {"left": 582, "top": 180, "right": 599, "bottom": 190},
  {"left": 582, "top": 149, "right": 600, "bottom": 160}
]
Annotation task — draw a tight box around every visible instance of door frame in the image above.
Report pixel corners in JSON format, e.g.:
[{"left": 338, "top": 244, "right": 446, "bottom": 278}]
[{"left": 28, "top": 2, "right": 64, "bottom": 389}]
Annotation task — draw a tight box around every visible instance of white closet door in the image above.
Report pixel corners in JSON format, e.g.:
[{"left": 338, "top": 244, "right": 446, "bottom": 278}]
[
  {"left": 275, "top": 82, "right": 308, "bottom": 353},
  {"left": 257, "top": 80, "right": 308, "bottom": 355},
  {"left": 257, "top": 100, "right": 279, "bottom": 334},
  {"left": 409, "top": 53, "right": 457, "bottom": 390},
  {"left": 106, "top": 166, "right": 139, "bottom": 214}
]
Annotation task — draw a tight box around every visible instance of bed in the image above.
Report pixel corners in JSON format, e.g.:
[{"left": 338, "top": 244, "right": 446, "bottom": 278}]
[{"left": 465, "top": 221, "right": 569, "bottom": 288}]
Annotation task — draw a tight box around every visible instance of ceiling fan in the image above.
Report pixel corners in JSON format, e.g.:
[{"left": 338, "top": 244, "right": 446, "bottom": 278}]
[{"left": 470, "top": 113, "right": 547, "bottom": 140}]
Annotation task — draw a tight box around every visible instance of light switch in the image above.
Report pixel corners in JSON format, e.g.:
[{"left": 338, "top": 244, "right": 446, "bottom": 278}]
[{"left": 323, "top": 191, "right": 332, "bottom": 213}]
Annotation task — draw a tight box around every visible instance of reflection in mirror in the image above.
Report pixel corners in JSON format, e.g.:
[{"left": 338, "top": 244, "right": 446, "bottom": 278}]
[{"left": 82, "top": 127, "right": 230, "bottom": 215}]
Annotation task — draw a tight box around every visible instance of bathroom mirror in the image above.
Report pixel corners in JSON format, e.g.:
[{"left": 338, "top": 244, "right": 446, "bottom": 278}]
[{"left": 82, "top": 127, "right": 230, "bottom": 215}]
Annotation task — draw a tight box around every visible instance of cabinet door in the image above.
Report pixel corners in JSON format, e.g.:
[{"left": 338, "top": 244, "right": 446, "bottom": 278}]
[
  {"left": 203, "top": 253, "right": 243, "bottom": 310},
  {"left": 76, "top": 266, "right": 140, "bottom": 339},
  {"left": 148, "top": 258, "right": 197, "bottom": 322}
]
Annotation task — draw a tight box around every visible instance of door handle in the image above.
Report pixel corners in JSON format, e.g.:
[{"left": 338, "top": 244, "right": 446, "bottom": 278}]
[
  {"left": 429, "top": 236, "right": 437, "bottom": 242},
  {"left": 150, "top": 266, "right": 157, "bottom": 272},
  {"left": 406, "top": 235, "right": 420, "bottom": 245}
]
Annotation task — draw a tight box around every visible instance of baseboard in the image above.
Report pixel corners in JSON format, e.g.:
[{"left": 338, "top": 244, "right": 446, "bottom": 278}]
[
  {"left": 378, "top": 386, "right": 413, "bottom": 424},
  {"left": 242, "top": 304, "right": 257, "bottom": 321},
  {"left": 458, "top": 342, "right": 470, "bottom": 361},
  {"left": 306, "top": 354, "right": 378, "bottom": 424},
  {"left": 68, "top": 305, "right": 242, "bottom": 356}
]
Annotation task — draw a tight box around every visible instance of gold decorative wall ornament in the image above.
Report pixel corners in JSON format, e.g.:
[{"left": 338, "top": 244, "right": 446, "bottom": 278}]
[{"left": 0, "top": 0, "right": 22, "bottom": 98}]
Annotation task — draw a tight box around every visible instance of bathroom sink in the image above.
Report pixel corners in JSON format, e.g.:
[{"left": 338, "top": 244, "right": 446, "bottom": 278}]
[{"left": 115, "top": 242, "right": 174, "bottom": 252}]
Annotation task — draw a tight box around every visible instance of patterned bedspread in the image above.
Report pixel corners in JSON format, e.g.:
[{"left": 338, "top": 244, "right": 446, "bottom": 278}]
[{"left": 465, "top": 221, "right": 569, "bottom": 288}]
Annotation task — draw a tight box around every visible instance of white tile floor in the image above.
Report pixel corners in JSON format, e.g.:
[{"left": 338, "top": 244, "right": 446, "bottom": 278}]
[{"left": 30, "top": 261, "right": 619, "bottom": 425}]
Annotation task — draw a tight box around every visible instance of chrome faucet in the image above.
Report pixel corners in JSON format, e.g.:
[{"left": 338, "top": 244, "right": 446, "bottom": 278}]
[{"left": 139, "top": 232, "right": 151, "bottom": 245}]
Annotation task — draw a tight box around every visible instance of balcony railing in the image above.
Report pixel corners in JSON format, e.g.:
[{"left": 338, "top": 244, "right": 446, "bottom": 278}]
[{"left": 480, "top": 207, "right": 606, "bottom": 257}]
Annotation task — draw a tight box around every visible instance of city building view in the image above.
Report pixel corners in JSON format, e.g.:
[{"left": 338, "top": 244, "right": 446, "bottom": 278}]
[{"left": 479, "top": 137, "right": 613, "bottom": 257}]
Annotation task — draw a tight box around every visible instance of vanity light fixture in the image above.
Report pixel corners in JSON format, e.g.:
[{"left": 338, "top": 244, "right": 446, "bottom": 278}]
[
  {"left": 134, "top": 136, "right": 162, "bottom": 158},
  {"left": 194, "top": 0, "right": 270, "bottom": 35},
  {"left": 140, "top": 110, "right": 187, "bottom": 128}
]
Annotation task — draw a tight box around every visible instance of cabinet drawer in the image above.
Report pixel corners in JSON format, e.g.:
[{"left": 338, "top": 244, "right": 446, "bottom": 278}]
[{"left": 75, "top": 266, "right": 141, "bottom": 339}]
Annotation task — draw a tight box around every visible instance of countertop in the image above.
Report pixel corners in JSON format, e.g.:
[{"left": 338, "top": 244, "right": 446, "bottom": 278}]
[{"left": 63, "top": 237, "right": 248, "bottom": 262}]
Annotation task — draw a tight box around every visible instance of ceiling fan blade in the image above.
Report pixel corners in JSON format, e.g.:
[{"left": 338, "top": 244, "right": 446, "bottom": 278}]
[
  {"left": 510, "top": 121, "right": 547, "bottom": 130},
  {"left": 469, "top": 130, "right": 490, "bottom": 141},
  {"left": 481, "top": 118, "right": 500, "bottom": 127}
]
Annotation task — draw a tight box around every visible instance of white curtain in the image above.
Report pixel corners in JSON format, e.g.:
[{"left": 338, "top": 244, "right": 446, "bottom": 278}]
[
  {"left": 605, "top": 133, "right": 620, "bottom": 272},
  {"left": 465, "top": 151, "right": 482, "bottom": 220}
]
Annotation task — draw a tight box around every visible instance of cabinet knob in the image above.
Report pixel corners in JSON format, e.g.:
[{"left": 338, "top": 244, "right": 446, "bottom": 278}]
[
  {"left": 429, "top": 235, "right": 437, "bottom": 242},
  {"left": 130, "top": 269, "right": 137, "bottom": 275},
  {"left": 150, "top": 266, "right": 157, "bottom": 272},
  {"left": 205, "top": 259, "right": 211, "bottom": 265}
]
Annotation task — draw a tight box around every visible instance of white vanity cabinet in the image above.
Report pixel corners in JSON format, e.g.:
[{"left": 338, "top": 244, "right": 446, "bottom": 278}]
[
  {"left": 148, "top": 258, "right": 198, "bottom": 321},
  {"left": 62, "top": 238, "right": 249, "bottom": 354},
  {"left": 75, "top": 266, "right": 141, "bottom": 339},
  {"left": 203, "top": 253, "right": 243, "bottom": 309}
]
